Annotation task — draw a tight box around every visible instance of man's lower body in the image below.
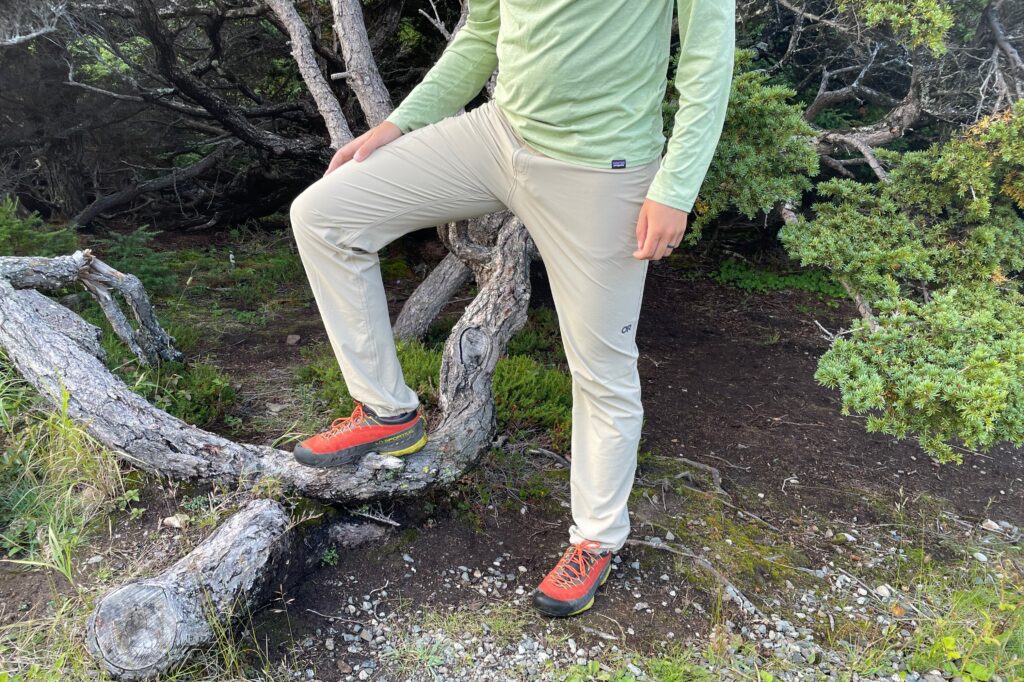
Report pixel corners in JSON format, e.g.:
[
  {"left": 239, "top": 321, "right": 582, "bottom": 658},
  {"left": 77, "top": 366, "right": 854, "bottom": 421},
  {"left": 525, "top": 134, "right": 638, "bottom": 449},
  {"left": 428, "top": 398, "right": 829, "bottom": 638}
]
[{"left": 289, "top": 100, "right": 661, "bottom": 616}]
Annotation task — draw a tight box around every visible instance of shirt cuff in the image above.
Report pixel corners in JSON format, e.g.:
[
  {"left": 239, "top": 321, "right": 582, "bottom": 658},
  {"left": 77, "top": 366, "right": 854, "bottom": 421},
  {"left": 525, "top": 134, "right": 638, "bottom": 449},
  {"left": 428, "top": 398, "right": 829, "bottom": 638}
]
[
  {"left": 645, "top": 170, "right": 697, "bottom": 213},
  {"left": 384, "top": 109, "right": 415, "bottom": 134}
]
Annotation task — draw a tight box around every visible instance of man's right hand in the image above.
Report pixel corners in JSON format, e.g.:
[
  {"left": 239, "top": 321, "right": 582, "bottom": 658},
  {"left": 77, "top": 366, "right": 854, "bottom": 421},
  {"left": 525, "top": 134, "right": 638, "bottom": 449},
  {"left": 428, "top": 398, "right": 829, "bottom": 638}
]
[{"left": 324, "top": 121, "right": 404, "bottom": 176}]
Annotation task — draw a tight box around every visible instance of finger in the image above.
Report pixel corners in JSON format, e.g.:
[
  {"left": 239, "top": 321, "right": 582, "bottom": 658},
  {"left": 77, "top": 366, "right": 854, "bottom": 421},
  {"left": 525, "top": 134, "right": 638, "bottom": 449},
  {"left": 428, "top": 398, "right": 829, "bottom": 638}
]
[
  {"left": 652, "top": 232, "right": 672, "bottom": 260},
  {"left": 354, "top": 134, "right": 381, "bottom": 162},
  {"left": 636, "top": 228, "right": 661, "bottom": 260},
  {"left": 324, "top": 139, "right": 359, "bottom": 176},
  {"left": 633, "top": 209, "right": 648, "bottom": 256},
  {"left": 664, "top": 232, "right": 683, "bottom": 257}
]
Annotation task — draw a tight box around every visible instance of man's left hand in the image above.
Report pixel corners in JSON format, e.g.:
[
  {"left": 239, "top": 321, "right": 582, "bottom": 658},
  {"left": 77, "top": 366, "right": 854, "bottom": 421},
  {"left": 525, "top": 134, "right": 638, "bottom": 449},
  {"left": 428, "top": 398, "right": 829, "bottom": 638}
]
[{"left": 634, "top": 198, "right": 688, "bottom": 260}]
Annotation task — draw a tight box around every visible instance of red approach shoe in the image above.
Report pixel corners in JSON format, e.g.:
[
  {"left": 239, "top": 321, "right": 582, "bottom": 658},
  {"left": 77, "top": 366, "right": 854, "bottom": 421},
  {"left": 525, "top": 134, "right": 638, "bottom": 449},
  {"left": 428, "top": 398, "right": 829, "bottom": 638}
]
[
  {"left": 532, "top": 540, "right": 613, "bottom": 617},
  {"left": 293, "top": 401, "right": 427, "bottom": 468}
]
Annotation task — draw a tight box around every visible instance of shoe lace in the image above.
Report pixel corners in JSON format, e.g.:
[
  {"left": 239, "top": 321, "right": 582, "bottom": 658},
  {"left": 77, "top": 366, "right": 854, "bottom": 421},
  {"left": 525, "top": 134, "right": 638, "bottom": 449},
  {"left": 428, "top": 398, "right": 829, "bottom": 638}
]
[
  {"left": 324, "top": 402, "right": 368, "bottom": 437},
  {"left": 550, "top": 540, "right": 605, "bottom": 589}
]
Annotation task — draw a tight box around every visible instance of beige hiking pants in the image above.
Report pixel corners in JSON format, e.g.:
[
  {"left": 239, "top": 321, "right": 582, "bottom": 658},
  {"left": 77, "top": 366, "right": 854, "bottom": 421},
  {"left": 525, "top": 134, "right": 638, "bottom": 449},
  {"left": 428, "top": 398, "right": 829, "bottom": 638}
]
[{"left": 290, "top": 100, "right": 661, "bottom": 552}]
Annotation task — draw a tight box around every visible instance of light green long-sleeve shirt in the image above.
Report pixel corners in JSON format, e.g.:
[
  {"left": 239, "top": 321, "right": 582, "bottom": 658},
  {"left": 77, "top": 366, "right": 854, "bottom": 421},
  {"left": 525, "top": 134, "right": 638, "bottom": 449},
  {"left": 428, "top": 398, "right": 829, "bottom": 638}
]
[{"left": 385, "top": 0, "right": 735, "bottom": 214}]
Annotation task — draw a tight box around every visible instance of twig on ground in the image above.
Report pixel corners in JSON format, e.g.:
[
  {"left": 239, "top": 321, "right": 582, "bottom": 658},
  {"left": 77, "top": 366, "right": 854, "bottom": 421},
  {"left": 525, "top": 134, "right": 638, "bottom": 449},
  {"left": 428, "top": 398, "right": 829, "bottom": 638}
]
[
  {"left": 626, "top": 538, "right": 766, "bottom": 620},
  {"left": 351, "top": 508, "right": 401, "bottom": 527},
  {"left": 528, "top": 446, "right": 570, "bottom": 467},
  {"left": 579, "top": 624, "right": 618, "bottom": 641},
  {"left": 678, "top": 457, "right": 728, "bottom": 497},
  {"left": 699, "top": 452, "right": 751, "bottom": 471},
  {"left": 813, "top": 319, "right": 851, "bottom": 342},
  {"left": 595, "top": 613, "right": 627, "bottom": 641},
  {"left": 305, "top": 608, "right": 364, "bottom": 625}
]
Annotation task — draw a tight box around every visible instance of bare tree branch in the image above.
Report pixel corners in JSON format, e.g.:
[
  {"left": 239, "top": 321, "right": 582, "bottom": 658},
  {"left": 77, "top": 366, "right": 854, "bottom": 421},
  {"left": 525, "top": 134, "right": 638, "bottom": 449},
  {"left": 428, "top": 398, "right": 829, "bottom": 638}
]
[
  {"left": 330, "top": 0, "right": 393, "bottom": 126},
  {"left": 266, "top": 0, "right": 353, "bottom": 148}
]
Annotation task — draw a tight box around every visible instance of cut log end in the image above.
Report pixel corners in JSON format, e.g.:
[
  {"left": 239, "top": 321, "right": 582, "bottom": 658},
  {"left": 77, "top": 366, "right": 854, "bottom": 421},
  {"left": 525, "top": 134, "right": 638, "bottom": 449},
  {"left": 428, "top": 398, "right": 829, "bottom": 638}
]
[{"left": 87, "top": 584, "right": 182, "bottom": 679}]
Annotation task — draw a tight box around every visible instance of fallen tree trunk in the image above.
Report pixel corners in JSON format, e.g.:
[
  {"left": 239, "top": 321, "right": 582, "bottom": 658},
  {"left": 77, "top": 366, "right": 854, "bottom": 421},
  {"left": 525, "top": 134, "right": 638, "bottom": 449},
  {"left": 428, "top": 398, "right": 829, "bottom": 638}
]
[
  {"left": 83, "top": 499, "right": 392, "bottom": 680},
  {"left": 0, "top": 215, "right": 531, "bottom": 501},
  {"left": 1, "top": 250, "right": 182, "bottom": 365},
  {"left": 395, "top": 213, "right": 540, "bottom": 341},
  {"left": 84, "top": 499, "right": 294, "bottom": 681}
]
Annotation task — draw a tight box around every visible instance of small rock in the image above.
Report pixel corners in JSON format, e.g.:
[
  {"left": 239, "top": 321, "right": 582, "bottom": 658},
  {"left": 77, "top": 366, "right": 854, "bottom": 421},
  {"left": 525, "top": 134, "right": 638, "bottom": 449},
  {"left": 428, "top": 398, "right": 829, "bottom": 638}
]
[
  {"left": 981, "top": 519, "right": 1001, "bottom": 532},
  {"left": 973, "top": 552, "right": 989, "bottom": 563},
  {"left": 286, "top": 334, "right": 301, "bottom": 345},
  {"left": 161, "top": 514, "right": 188, "bottom": 529}
]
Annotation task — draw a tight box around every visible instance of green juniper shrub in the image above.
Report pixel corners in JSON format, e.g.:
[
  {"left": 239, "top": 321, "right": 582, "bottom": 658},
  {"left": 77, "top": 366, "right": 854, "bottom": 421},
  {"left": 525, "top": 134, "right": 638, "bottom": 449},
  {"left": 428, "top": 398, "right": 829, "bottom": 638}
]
[{"left": 781, "top": 101, "right": 1024, "bottom": 461}]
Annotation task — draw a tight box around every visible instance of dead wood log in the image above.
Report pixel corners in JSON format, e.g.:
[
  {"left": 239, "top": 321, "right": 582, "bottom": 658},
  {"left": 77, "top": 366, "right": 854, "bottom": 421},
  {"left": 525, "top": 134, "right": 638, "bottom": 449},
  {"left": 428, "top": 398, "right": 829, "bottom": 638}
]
[
  {"left": 395, "top": 213, "right": 540, "bottom": 341},
  {"left": 72, "top": 144, "right": 234, "bottom": 228},
  {"left": 84, "top": 499, "right": 294, "bottom": 681},
  {"left": 0, "top": 250, "right": 181, "bottom": 365},
  {"left": 82, "top": 498, "right": 388, "bottom": 681},
  {"left": 0, "top": 214, "right": 531, "bottom": 499}
]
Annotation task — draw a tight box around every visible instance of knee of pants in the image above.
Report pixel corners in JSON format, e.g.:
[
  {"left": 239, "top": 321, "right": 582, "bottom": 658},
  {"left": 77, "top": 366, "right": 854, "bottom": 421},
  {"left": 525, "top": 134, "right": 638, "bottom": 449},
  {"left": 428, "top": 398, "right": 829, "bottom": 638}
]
[
  {"left": 289, "top": 185, "right": 318, "bottom": 236},
  {"left": 570, "top": 361, "right": 643, "bottom": 415},
  {"left": 289, "top": 182, "right": 367, "bottom": 252}
]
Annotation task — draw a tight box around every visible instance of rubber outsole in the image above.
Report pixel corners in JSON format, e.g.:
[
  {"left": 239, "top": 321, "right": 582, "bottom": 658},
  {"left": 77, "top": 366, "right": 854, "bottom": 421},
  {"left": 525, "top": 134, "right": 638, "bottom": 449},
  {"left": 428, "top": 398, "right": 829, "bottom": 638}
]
[
  {"left": 532, "top": 559, "right": 613, "bottom": 618},
  {"left": 293, "top": 419, "right": 427, "bottom": 468}
]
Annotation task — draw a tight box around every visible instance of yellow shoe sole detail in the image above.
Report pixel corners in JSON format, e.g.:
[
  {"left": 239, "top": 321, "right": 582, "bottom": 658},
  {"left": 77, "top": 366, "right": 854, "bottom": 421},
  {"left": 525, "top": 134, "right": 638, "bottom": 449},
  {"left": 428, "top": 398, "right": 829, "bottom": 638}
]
[
  {"left": 380, "top": 431, "right": 428, "bottom": 456},
  {"left": 565, "top": 562, "right": 611, "bottom": 616},
  {"left": 567, "top": 596, "right": 595, "bottom": 616}
]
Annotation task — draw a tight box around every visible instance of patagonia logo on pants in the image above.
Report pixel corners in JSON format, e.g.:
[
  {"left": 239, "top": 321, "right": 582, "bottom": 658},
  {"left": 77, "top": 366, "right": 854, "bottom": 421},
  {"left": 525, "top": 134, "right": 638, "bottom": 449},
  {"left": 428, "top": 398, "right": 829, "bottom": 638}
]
[{"left": 611, "top": 159, "right": 627, "bottom": 169}]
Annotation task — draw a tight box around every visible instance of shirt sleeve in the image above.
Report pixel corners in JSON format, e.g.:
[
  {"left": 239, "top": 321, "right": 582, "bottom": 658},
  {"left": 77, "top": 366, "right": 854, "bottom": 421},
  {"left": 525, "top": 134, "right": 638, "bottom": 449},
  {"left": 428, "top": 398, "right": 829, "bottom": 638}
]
[
  {"left": 384, "top": 0, "right": 500, "bottom": 134},
  {"left": 645, "top": 0, "right": 736, "bottom": 213}
]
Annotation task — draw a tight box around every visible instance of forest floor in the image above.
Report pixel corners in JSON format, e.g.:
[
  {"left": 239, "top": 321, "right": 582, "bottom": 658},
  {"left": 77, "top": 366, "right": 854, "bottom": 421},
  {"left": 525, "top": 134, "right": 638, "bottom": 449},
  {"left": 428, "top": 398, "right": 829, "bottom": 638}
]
[{"left": 0, "top": 225, "right": 1021, "bottom": 681}]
